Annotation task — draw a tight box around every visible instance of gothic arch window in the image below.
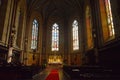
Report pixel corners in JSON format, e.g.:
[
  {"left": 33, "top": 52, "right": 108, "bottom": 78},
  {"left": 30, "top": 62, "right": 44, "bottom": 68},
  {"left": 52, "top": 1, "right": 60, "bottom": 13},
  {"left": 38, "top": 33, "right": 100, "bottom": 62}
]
[
  {"left": 99, "top": 0, "right": 115, "bottom": 42},
  {"left": 51, "top": 23, "right": 59, "bottom": 51},
  {"left": 72, "top": 20, "right": 79, "bottom": 50},
  {"left": 105, "top": 0, "right": 115, "bottom": 37},
  {"left": 31, "top": 19, "right": 38, "bottom": 49}
]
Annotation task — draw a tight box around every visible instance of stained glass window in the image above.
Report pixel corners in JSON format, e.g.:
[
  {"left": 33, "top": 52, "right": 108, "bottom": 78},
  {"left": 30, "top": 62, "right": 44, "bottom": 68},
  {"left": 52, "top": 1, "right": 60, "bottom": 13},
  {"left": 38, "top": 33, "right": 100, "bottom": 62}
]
[
  {"left": 105, "top": 0, "right": 115, "bottom": 37},
  {"left": 52, "top": 23, "right": 59, "bottom": 51},
  {"left": 31, "top": 19, "right": 38, "bottom": 49},
  {"left": 72, "top": 20, "right": 79, "bottom": 50}
]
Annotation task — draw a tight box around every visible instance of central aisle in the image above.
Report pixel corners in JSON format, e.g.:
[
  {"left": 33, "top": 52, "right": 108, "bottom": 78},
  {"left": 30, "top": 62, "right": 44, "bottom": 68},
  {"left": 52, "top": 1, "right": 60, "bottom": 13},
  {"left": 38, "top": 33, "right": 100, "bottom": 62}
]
[
  {"left": 33, "top": 64, "right": 70, "bottom": 80},
  {"left": 45, "top": 69, "right": 59, "bottom": 80}
]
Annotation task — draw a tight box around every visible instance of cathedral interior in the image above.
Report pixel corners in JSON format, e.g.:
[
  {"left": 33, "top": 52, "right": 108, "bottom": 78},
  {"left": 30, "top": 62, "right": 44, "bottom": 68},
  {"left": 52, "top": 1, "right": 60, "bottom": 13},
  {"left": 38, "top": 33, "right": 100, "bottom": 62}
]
[{"left": 0, "top": 0, "right": 120, "bottom": 80}]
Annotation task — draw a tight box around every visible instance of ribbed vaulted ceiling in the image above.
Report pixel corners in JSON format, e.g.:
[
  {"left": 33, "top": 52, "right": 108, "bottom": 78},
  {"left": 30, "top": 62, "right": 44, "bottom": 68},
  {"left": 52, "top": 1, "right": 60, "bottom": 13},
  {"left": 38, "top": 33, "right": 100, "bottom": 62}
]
[{"left": 27, "top": 0, "right": 83, "bottom": 20}]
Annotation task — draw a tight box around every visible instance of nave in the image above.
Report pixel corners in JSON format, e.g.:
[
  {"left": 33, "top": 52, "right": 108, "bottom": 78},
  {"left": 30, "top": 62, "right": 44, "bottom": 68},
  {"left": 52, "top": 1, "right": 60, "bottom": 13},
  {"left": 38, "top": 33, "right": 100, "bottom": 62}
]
[
  {"left": 0, "top": 63, "right": 120, "bottom": 80},
  {"left": 33, "top": 65, "right": 70, "bottom": 80},
  {"left": 32, "top": 64, "right": 120, "bottom": 80},
  {"left": 0, "top": 0, "right": 120, "bottom": 80}
]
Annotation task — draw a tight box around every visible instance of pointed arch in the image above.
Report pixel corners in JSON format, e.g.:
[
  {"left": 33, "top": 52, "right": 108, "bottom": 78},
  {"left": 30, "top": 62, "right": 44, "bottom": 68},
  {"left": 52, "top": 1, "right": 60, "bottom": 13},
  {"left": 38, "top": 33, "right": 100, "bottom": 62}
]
[
  {"left": 72, "top": 20, "right": 79, "bottom": 50},
  {"left": 51, "top": 23, "right": 59, "bottom": 51},
  {"left": 31, "top": 19, "right": 39, "bottom": 49}
]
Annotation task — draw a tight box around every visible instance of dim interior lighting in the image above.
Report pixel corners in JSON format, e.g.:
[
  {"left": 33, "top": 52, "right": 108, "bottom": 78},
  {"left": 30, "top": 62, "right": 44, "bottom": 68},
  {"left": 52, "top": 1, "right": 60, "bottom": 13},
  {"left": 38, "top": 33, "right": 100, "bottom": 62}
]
[
  {"left": 48, "top": 55, "right": 62, "bottom": 64},
  {"left": 0, "top": 0, "right": 1, "bottom": 6},
  {"left": 7, "top": 47, "right": 13, "bottom": 63}
]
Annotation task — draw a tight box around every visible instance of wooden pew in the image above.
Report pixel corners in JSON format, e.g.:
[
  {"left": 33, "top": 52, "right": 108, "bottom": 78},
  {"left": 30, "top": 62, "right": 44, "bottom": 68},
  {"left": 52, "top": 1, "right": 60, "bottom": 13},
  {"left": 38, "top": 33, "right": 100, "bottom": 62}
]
[
  {"left": 63, "top": 65, "right": 120, "bottom": 80},
  {"left": 0, "top": 64, "right": 43, "bottom": 80}
]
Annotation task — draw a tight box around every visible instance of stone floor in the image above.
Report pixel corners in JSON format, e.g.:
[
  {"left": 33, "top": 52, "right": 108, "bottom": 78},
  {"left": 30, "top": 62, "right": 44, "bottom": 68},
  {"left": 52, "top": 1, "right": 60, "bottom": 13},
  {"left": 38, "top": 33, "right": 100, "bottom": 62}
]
[{"left": 32, "top": 65, "right": 70, "bottom": 80}]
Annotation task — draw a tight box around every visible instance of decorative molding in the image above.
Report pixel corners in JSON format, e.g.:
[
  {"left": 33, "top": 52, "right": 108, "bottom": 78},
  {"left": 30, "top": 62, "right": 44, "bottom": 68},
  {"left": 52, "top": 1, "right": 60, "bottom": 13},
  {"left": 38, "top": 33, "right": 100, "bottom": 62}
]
[{"left": 0, "top": 40, "right": 7, "bottom": 47}]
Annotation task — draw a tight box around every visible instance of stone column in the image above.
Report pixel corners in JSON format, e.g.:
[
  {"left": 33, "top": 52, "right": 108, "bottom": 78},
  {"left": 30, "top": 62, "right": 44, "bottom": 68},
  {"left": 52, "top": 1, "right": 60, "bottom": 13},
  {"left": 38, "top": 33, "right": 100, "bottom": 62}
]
[
  {"left": 7, "top": 0, "right": 18, "bottom": 63},
  {"left": 7, "top": 26, "right": 16, "bottom": 63},
  {"left": 90, "top": 0, "right": 100, "bottom": 64},
  {"left": 68, "top": 54, "right": 71, "bottom": 65}
]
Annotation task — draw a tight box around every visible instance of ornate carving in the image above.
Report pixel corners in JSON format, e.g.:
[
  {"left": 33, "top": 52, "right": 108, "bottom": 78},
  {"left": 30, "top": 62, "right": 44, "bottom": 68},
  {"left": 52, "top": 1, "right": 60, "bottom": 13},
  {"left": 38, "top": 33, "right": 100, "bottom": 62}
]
[{"left": 10, "top": 26, "right": 16, "bottom": 47}]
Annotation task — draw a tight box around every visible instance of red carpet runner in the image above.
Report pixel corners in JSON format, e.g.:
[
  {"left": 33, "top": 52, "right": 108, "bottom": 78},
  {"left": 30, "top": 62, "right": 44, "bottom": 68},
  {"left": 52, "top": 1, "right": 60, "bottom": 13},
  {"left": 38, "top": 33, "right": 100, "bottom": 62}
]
[{"left": 45, "top": 69, "right": 59, "bottom": 80}]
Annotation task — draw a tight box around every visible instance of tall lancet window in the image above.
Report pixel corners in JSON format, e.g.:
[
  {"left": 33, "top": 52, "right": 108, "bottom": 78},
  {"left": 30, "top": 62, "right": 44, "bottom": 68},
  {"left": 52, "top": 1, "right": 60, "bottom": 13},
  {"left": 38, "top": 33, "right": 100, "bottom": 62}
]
[
  {"left": 31, "top": 19, "right": 38, "bottom": 50},
  {"left": 72, "top": 20, "right": 79, "bottom": 50},
  {"left": 99, "top": 0, "right": 115, "bottom": 42},
  {"left": 105, "top": 0, "right": 115, "bottom": 37},
  {"left": 52, "top": 23, "right": 59, "bottom": 51}
]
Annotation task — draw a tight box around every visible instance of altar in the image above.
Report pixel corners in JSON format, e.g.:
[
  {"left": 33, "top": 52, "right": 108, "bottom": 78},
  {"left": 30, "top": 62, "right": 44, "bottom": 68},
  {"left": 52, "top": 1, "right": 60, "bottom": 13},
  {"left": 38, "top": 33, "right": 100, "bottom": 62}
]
[{"left": 48, "top": 55, "right": 63, "bottom": 64}]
